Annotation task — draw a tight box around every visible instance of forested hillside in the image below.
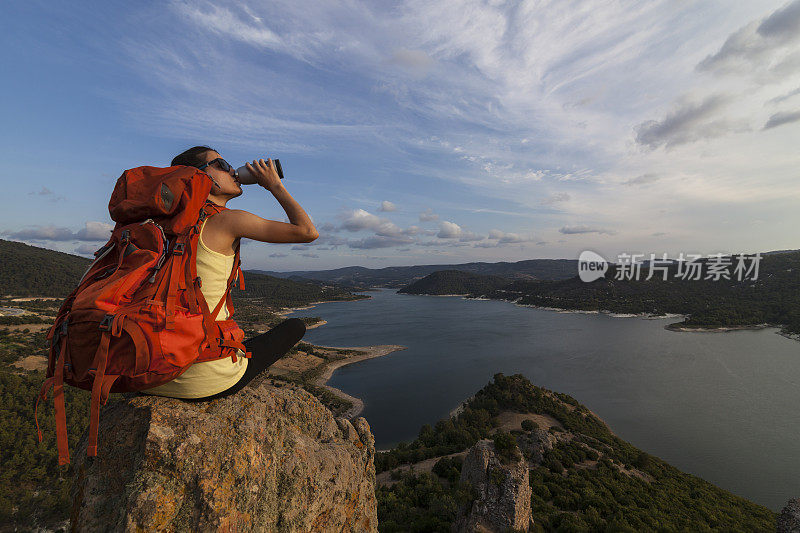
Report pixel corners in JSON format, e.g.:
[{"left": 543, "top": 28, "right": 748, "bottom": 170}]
[
  {"left": 376, "top": 373, "right": 776, "bottom": 531},
  {"left": 0, "top": 239, "right": 91, "bottom": 297},
  {"left": 232, "top": 270, "right": 366, "bottom": 308},
  {"left": 397, "top": 269, "right": 512, "bottom": 295}
]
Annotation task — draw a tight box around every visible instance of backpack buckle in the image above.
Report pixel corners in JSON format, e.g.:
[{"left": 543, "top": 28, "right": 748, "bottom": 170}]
[
  {"left": 99, "top": 314, "right": 115, "bottom": 331},
  {"left": 120, "top": 229, "right": 130, "bottom": 242},
  {"left": 173, "top": 242, "right": 185, "bottom": 255}
]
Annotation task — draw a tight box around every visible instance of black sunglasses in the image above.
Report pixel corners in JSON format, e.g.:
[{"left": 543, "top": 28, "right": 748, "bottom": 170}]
[{"left": 197, "top": 157, "right": 237, "bottom": 177}]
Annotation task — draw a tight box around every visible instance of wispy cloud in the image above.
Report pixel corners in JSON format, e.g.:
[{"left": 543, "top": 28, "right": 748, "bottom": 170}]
[
  {"left": 696, "top": 0, "right": 800, "bottom": 76},
  {"left": 349, "top": 235, "right": 414, "bottom": 249},
  {"left": 7, "top": 1, "right": 800, "bottom": 269},
  {"left": 763, "top": 109, "right": 800, "bottom": 129},
  {"left": 541, "top": 192, "right": 570, "bottom": 205},
  {"left": 767, "top": 86, "right": 800, "bottom": 105},
  {"left": 173, "top": 1, "right": 282, "bottom": 50},
  {"left": 622, "top": 174, "right": 660, "bottom": 186},
  {"left": 634, "top": 95, "right": 738, "bottom": 149},
  {"left": 559, "top": 225, "right": 616, "bottom": 235}
]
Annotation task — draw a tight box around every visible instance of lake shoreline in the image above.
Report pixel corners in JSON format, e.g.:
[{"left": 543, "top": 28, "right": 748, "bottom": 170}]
[
  {"left": 311, "top": 344, "right": 408, "bottom": 419},
  {"left": 665, "top": 322, "right": 778, "bottom": 333},
  {"left": 273, "top": 294, "right": 373, "bottom": 318},
  {"left": 277, "top": 296, "right": 407, "bottom": 420},
  {"left": 457, "top": 294, "right": 797, "bottom": 341}
]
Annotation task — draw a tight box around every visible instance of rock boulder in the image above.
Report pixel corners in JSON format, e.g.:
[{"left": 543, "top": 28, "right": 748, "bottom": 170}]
[
  {"left": 452, "top": 439, "right": 532, "bottom": 533},
  {"left": 69, "top": 377, "right": 377, "bottom": 532},
  {"left": 778, "top": 498, "right": 800, "bottom": 533}
]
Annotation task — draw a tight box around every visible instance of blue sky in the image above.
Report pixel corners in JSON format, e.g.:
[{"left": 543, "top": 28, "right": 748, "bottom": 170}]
[{"left": 2, "top": 0, "right": 799, "bottom": 271}]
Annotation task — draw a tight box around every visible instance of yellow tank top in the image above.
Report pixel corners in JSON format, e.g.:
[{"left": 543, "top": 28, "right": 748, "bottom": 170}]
[{"left": 142, "top": 219, "right": 248, "bottom": 399}]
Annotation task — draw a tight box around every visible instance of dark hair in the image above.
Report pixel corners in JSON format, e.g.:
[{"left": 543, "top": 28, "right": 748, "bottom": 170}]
[{"left": 171, "top": 145, "right": 217, "bottom": 167}]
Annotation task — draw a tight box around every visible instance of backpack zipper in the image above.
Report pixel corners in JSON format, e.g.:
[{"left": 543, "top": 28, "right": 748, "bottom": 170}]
[
  {"left": 140, "top": 219, "right": 169, "bottom": 283},
  {"left": 77, "top": 242, "right": 116, "bottom": 286}
]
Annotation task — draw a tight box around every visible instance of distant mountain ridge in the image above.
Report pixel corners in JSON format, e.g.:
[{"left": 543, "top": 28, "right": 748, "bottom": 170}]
[{"left": 252, "top": 258, "right": 577, "bottom": 288}]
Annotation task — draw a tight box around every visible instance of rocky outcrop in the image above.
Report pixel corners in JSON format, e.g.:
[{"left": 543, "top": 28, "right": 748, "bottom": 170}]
[
  {"left": 515, "top": 428, "right": 557, "bottom": 465},
  {"left": 70, "top": 377, "right": 377, "bottom": 532},
  {"left": 452, "top": 439, "right": 532, "bottom": 533},
  {"left": 778, "top": 498, "right": 800, "bottom": 533}
]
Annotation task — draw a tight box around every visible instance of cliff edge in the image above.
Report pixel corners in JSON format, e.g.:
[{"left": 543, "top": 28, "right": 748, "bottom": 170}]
[{"left": 69, "top": 376, "right": 377, "bottom": 532}]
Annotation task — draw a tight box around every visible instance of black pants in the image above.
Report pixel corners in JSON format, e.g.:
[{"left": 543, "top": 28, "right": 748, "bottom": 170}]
[{"left": 184, "top": 318, "right": 306, "bottom": 401}]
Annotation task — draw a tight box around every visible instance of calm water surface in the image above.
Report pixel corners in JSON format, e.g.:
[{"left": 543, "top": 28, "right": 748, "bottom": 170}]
[{"left": 287, "top": 288, "right": 800, "bottom": 511}]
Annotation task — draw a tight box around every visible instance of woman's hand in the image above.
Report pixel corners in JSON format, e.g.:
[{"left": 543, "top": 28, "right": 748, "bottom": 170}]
[{"left": 246, "top": 158, "right": 283, "bottom": 191}]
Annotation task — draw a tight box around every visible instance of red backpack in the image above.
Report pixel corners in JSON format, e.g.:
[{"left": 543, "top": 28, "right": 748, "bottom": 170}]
[{"left": 35, "top": 165, "right": 252, "bottom": 465}]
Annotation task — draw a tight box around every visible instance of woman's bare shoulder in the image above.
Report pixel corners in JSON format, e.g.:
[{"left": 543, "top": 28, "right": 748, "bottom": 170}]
[
  {"left": 201, "top": 212, "right": 240, "bottom": 256},
  {"left": 209, "top": 208, "right": 317, "bottom": 244}
]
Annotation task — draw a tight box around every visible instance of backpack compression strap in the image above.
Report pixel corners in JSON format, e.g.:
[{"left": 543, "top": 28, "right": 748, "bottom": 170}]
[{"left": 188, "top": 202, "right": 250, "bottom": 362}]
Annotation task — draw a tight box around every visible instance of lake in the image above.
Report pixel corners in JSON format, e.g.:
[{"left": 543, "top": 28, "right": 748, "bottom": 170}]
[{"left": 287, "top": 288, "right": 800, "bottom": 511}]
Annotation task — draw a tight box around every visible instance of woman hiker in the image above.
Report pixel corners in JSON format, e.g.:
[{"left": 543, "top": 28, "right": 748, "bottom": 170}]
[{"left": 142, "top": 146, "right": 318, "bottom": 401}]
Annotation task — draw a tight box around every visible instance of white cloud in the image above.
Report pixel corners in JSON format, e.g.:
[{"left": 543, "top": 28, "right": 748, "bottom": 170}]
[
  {"left": 487, "top": 229, "right": 535, "bottom": 244},
  {"left": 437, "top": 221, "right": 462, "bottom": 238},
  {"left": 340, "top": 209, "right": 384, "bottom": 232},
  {"left": 378, "top": 200, "right": 397, "bottom": 212},
  {"left": 75, "top": 221, "right": 114, "bottom": 241},
  {"left": 74, "top": 243, "right": 97, "bottom": 255},
  {"left": 419, "top": 208, "right": 439, "bottom": 222},
  {"left": 4, "top": 226, "right": 75, "bottom": 241},
  {"left": 458, "top": 231, "right": 484, "bottom": 242}
]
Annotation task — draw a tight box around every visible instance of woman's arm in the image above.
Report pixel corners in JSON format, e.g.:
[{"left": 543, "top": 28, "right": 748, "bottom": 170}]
[{"left": 212, "top": 159, "right": 319, "bottom": 245}]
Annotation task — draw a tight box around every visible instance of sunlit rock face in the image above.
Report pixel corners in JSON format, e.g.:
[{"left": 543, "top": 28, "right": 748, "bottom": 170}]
[{"left": 70, "top": 378, "right": 378, "bottom": 532}]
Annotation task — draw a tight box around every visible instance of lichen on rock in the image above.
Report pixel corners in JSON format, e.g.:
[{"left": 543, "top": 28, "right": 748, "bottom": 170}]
[{"left": 69, "top": 377, "right": 377, "bottom": 532}]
